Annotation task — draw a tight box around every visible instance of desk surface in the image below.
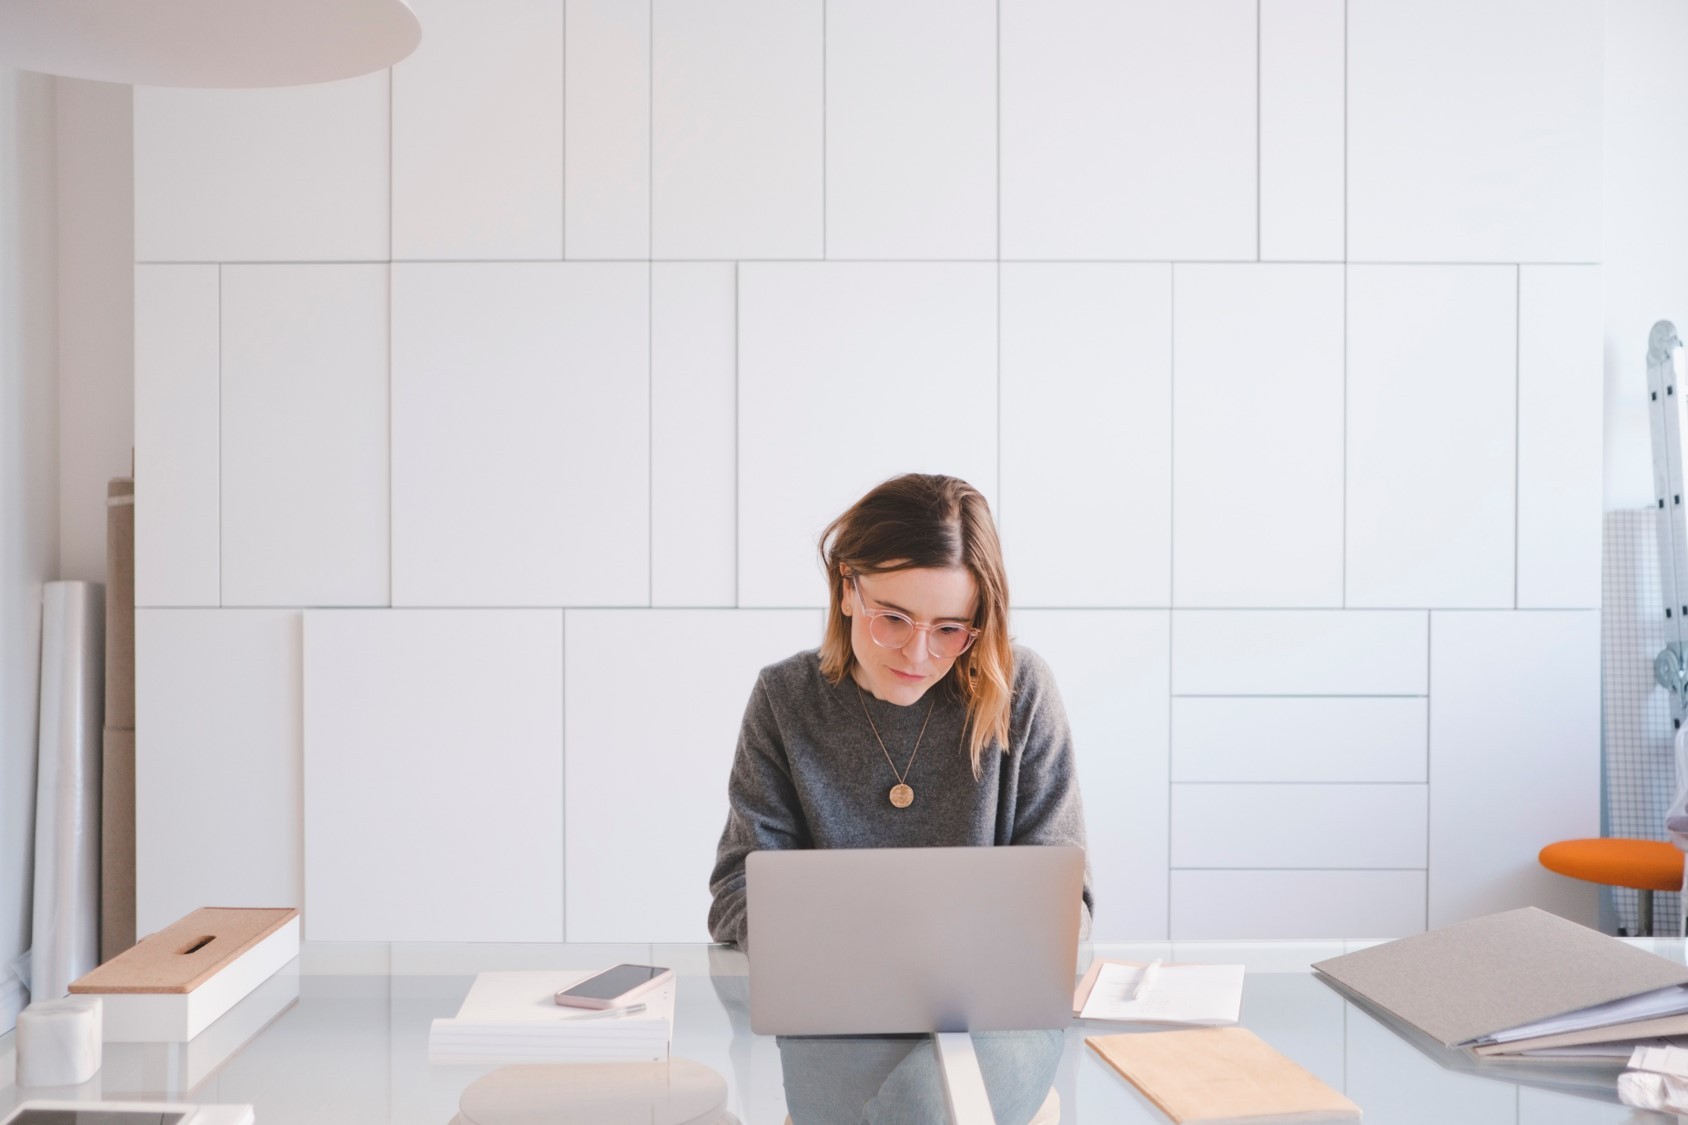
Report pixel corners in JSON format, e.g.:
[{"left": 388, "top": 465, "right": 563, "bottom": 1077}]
[{"left": 1, "top": 938, "right": 1681, "bottom": 1124}]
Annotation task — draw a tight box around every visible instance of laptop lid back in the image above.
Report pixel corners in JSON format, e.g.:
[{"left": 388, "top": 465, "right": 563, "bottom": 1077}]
[{"left": 745, "top": 845, "right": 1084, "bottom": 1035}]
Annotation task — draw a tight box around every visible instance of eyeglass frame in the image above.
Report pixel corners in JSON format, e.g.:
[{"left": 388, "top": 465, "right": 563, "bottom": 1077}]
[{"left": 847, "top": 575, "right": 982, "bottom": 658}]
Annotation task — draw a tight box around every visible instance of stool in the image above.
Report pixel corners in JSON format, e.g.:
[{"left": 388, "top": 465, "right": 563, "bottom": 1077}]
[{"left": 1538, "top": 838, "right": 1685, "bottom": 936}]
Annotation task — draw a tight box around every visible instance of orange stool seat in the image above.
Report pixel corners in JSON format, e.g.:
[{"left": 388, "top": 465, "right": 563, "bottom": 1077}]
[
  {"left": 1538, "top": 838, "right": 1684, "bottom": 892},
  {"left": 1539, "top": 838, "right": 1684, "bottom": 936}
]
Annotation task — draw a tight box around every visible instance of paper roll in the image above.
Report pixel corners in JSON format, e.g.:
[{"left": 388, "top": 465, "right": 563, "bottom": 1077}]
[
  {"left": 16, "top": 995, "right": 102, "bottom": 1086},
  {"left": 31, "top": 581, "right": 105, "bottom": 1002}
]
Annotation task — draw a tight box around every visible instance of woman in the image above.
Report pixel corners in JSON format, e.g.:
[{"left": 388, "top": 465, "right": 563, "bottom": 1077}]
[
  {"left": 706, "top": 472, "right": 1091, "bottom": 1124},
  {"left": 708, "top": 471, "right": 1093, "bottom": 943}
]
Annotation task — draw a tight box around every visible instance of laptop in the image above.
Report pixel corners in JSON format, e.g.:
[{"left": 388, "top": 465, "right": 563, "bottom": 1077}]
[{"left": 745, "top": 844, "right": 1085, "bottom": 1035}]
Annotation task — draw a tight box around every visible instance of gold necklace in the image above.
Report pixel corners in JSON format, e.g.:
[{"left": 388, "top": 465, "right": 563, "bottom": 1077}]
[{"left": 856, "top": 680, "right": 937, "bottom": 809}]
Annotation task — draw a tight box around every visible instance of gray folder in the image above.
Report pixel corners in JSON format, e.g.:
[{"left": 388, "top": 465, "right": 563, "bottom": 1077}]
[{"left": 1311, "top": 906, "right": 1688, "bottom": 1048}]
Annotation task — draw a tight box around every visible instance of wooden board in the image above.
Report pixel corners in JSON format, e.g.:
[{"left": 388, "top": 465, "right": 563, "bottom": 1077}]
[{"left": 70, "top": 907, "right": 298, "bottom": 995}]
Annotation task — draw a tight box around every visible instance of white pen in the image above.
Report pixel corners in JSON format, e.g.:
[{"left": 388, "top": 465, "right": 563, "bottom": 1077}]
[
  {"left": 558, "top": 1002, "right": 648, "bottom": 1021},
  {"left": 1128, "top": 960, "right": 1163, "bottom": 1002}
]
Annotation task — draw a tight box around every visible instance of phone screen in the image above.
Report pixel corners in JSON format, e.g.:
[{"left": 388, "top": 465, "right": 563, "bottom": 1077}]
[{"left": 558, "top": 963, "right": 666, "bottom": 1001}]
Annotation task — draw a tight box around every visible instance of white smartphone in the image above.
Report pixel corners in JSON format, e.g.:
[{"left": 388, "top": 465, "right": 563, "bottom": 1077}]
[{"left": 553, "top": 963, "right": 673, "bottom": 1009}]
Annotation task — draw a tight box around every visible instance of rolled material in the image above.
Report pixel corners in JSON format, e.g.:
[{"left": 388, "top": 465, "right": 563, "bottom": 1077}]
[
  {"left": 31, "top": 580, "right": 105, "bottom": 1002},
  {"left": 103, "top": 477, "right": 135, "bottom": 962},
  {"left": 104, "top": 480, "right": 134, "bottom": 729},
  {"left": 99, "top": 729, "right": 135, "bottom": 962},
  {"left": 16, "top": 996, "right": 102, "bottom": 1086}
]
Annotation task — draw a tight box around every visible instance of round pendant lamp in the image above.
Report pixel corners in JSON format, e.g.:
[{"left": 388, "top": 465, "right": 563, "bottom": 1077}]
[{"left": 0, "top": 0, "right": 420, "bottom": 88}]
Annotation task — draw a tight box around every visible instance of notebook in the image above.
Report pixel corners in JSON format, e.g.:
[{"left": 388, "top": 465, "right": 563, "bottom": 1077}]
[{"left": 1087, "top": 1027, "right": 1360, "bottom": 1124}]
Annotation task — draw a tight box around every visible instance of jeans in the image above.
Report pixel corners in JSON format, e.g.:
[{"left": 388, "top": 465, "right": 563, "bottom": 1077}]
[{"left": 777, "top": 1030, "right": 1063, "bottom": 1125}]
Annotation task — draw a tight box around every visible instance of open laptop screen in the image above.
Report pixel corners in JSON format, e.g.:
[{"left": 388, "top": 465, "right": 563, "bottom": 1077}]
[{"left": 746, "top": 845, "right": 1084, "bottom": 1035}]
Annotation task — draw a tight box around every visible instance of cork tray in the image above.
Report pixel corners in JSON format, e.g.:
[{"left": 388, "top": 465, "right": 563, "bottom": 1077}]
[{"left": 69, "top": 907, "right": 298, "bottom": 995}]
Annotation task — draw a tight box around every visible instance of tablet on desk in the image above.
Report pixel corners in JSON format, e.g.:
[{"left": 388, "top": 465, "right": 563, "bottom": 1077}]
[{"left": 745, "top": 844, "right": 1084, "bottom": 1036}]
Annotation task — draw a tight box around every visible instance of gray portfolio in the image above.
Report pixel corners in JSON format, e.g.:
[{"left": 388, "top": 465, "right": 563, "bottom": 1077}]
[{"left": 1312, "top": 906, "right": 1688, "bottom": 1048}]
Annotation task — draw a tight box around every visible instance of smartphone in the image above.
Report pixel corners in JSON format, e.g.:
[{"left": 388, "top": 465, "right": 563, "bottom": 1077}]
[{"left": 553, "top": 963, "right": 673, "bottom": 1009}]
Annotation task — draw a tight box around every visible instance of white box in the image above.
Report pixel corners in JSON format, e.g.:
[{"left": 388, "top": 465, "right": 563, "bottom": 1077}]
[{"left": 73, "top": 912, "right": 300, "bottom": 1042}]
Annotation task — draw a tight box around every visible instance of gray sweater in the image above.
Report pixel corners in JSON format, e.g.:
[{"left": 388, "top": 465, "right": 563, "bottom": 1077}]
[{"left": 707, "top": 644, "right": 1093, "bottom": 948}]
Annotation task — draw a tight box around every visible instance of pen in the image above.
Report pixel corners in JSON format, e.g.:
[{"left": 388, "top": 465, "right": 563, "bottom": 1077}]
[
  {"left": 1128, "top": 960, "right": 1162, "bottom": 1002},
  {"left": 558, "top": 1002, "right": 648, "bottom": 1021}
]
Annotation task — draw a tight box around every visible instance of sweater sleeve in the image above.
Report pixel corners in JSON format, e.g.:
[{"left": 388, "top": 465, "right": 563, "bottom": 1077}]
[
  {"left": 1007, "top": 649, "right": 1095, "bottom": 930},
  {"left": 707, "top": 672, "right": 811, "bottom": 949}
]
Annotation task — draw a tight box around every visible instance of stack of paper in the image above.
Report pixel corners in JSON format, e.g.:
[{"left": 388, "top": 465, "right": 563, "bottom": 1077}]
[
  {"left": 428, "top": 970, "right": 674, "bottom": 1065},
  {"left": 1074, "top": 960, "right": 1245, "bottom": 1026},
  {"left": 1312, "top": 907, "right": 1688, "bottom": 1060}
]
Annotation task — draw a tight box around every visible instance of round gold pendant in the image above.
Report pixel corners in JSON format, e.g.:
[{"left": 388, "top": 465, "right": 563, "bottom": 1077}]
[{"left": 889, "top": 783, "right": 914, "bottom": 808}]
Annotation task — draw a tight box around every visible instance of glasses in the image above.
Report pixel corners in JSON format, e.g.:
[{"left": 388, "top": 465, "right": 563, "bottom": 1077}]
[{"left": 850, "top": 578, "right": 981, "bottom": 659}]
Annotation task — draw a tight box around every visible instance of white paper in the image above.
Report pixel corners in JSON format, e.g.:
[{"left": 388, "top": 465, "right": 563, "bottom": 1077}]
[
  {"left": 1479, "top": 983, "right": 1688, "bottom": 1045},
  {"left": 1078, "top": 961, "right": 1244, "bottom": 1025},
  {"left": 1618, "top": 1070, "right": 1688, "bottom": 1113},
  {"left": 1630, "top": 1041, "right": 1688, "bottom": 1077}
]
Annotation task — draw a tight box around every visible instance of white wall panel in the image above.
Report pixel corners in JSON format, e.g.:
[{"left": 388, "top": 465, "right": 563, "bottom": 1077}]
[
  {"left": 564, "top": 609, "right": 821, "bottom": 942},
  {"left": 1348, "top": 0, "right": 1600, "bottom": 262},
  {"left": 1014, "top": 611, "right": 1170, "bottom": 941},
  {"left": 1171, "top": 870, "right": 1425, "bottom": 940},
  {"left": 134, "top": 264, "right": 219, "bottom": 607},
  {"left": 221, "top": 265, "right": 388, "bottom": 607},
  {"left": 392, "top": 0, "right": 564, "bottom": 260},
  {"left": 825, "top": 0, "right": 994, "bottom": 259},
  {"left": 1428, "top": 611, "right": 1599, "bottom": 929},
  {"left": 303, "top": 610, "right": 564, "bottom": 941},
  {"left": 1174, "top": 265, "right": 1344, "bottom": 607},
  {"left": 1001, "top": 264, "right": 1171, "bottom": 607},
  {"left": 1172, "top": 784, "right": 1427, "bottom": 869},
  {"left": 652, "top": 0, "right": 821, "bottom": 259},
  {"left": 1172, "top": 610, "right": 1428, "bottom": 696},
  {"left": 1347, "top": 267, "right": 1517, "bottom": 608},
  {"left": 391, "top": 263, "right": 649, "bottom": 606},
  {"left": 134, "top": 77, "right": 388, "bottom": 262},
  {"left": 653, "top": 264, "right": 736, "bottom": 606},
  {"left": 1000, "top": 0, "right": 1255, "bottom": 260},
  {"left": 738, "top": 263, "right": 997, "bottom": 607},
  {"left": 566, "top": 0, "right": 651, "bottom": 259},
  {"left": 135, "top": 610, "right": 301, "bottom": 934},
  {"left": 1260, "top": 0, "right": 1344, "bottom": 261},
  {"left": 1172, "top": 697, "right": 1426, "bottom": 783},
  {"left": 1518, "top": 267, "right": 1602, "bottom": 609},
  {"left": 1605, "top": 3, "right": 1688, "bottom": 513}
]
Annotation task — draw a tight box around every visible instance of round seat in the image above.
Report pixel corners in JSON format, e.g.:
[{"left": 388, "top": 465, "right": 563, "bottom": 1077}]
[{"left": 1538, "top": 838, "right": 1684, "bottom": 892}]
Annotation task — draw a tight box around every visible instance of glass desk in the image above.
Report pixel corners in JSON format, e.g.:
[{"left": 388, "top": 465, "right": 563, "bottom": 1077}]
[{"left": 1, "top": 939, "right": 1682, "bottom": 1124}]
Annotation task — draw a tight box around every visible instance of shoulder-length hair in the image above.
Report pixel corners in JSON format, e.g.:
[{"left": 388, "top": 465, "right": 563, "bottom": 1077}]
[{"left": 817, "top": 473, "right": 1013, "bottom": 778}]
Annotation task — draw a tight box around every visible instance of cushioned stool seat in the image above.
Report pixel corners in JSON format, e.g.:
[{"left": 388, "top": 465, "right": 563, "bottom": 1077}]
[{"left": 1539, "top": 838, "right": 1685, "bottom": 935}]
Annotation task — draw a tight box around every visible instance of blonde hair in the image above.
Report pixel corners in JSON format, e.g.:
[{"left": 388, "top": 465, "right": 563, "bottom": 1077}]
[{"left": 817, "top": 474, "right": 1013, "bottom": 778}]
